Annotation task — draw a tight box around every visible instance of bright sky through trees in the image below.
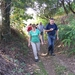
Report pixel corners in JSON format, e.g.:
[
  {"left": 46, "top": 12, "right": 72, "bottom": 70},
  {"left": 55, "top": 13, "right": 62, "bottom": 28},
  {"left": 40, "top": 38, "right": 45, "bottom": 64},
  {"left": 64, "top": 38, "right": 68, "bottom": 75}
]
[
  {"left": 26, "top": 8, "right": 36, "bottom": 15},
  {"left": 25, "top": 8, "right": 37, "bottom": 25}
]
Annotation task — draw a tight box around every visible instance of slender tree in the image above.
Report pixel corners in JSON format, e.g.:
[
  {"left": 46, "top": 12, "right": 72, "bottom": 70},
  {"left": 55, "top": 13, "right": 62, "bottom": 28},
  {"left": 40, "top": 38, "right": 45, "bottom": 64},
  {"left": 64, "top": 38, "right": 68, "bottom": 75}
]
[
  {"left": 60, "top": 0, "right": 68, "bottom": 15},
  {"left": 1, "top": 0, "right": 11, "bottom": 41},
  {"left": 67, "top": 1, "right": 75, "bottom": 14}
]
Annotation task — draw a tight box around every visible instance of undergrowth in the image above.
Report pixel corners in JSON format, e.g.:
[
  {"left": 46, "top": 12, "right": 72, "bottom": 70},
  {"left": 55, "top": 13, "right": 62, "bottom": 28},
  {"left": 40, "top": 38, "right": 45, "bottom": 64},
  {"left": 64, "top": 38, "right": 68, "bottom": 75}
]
[{"left": 58, "top": 14, "right": 75, "bottom": 56}]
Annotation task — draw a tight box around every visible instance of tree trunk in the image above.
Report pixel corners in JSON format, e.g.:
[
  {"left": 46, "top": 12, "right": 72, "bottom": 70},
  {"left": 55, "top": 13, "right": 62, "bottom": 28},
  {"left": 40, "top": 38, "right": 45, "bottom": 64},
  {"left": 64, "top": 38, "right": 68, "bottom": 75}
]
[
  {"left": 61, "top": 0, "right": 68, "bottom": 15},
  {"left": 0, "top": 0, "right": 2, "bottom": 41},
  {"left": 1, "top": 0, "right": 11, "bottom": 42},
  {"left": 68, "top": 2, "right": 75, "bottom": 14}
]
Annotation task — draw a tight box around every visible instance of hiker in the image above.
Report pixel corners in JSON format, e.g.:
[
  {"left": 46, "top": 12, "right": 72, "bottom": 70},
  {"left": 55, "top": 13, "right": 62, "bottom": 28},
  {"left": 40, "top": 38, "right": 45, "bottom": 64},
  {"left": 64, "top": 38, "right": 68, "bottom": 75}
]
[
  {"left": 35, "top": 23, "right": 38, "bottom": 29},
  {"left": 37, "top": 22, "right": 45, "bottom": 43},
  {"left": 45, "top": 18, "right": 59, "bottom": 56},
  {"left": 27, "top": 23, "right": 32, "bottom": 32},
  {"left": 28, "top": 24, "right": 43, "bottom": 62}
]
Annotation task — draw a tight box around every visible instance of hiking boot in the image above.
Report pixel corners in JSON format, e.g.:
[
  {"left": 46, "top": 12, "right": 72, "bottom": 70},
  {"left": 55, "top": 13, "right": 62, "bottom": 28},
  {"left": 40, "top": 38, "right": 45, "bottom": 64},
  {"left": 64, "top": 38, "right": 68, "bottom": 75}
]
[
  {"left": 35, "top": 59, "right": 39, "bottom": 62},
  {"left": 51, "top": 53, "right": 55, "bottom": 56}
]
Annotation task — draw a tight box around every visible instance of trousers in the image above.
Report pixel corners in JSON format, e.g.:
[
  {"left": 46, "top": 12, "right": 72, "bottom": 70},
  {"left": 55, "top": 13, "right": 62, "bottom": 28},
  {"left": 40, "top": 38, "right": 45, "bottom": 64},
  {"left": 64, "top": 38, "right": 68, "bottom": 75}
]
[
  {"left": 47, "top": 35, "right": 55, "bottom": 55},
  {"left": 31, "top": 42, "right": 40, "bottom": 59}
]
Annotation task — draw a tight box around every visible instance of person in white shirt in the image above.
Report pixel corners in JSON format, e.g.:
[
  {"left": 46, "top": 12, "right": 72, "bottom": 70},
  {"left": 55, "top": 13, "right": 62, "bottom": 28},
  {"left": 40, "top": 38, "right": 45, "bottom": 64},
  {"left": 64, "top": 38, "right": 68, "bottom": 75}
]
[{"left": 37, "top": 22, "right": 45, "bottom": 43}]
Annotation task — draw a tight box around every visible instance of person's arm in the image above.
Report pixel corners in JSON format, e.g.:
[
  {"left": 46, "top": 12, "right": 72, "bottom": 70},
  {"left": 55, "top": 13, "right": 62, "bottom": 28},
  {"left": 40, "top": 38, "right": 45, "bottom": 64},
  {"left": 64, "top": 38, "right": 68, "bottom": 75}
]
[
  {"left": 38, "top": 29, "right": 44, "bottom": 44},
  {"left": 55, "top": 24, "right": 59, "bottom": 40},
  {"left": 39, "top": 34, "right": 43, "bottom": 45},
  {"left": 56, "top": 30, "right": 59, "bottom": 40},
  {"left": 45, "top": 24, "right": 54, "bottom": 32},
  {"left": 45, "top": 28, "right": 54, "bottom": 32}
]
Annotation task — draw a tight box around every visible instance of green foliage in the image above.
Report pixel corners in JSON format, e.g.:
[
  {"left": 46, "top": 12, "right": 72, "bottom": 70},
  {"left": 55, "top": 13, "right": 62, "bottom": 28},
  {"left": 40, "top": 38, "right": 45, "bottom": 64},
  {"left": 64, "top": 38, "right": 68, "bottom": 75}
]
[
  {"left": 36, "top": 17, "right": 48, "bottom": 26},
  {"left": 10, "top": 0, "right": 34, "bottom": 30},
  {"left": 12, "top": 0, "right": 35, "bottom": 9},
  {"left": 59, "top": 24, "right": 75, "bottom": 46},
  {"left": 71, "top": 2, "right": 75, "bottom": 9},
  {"left": 59, "top": 14, "right": 75, "bottom": 46},
  {"left": 10, "top": 28, "right": 28, "bottom": 56},
  {"left": 68, "top": 48, "right": 75, "bottom": 57},
  {"left": 55, "top": 64, "right": 74, "bottom": 75},
  {"left": 11, "top": 61, "right": 28, "bottom": 75},
  {"left": 33, "top": 0, "right": 58, "bottom": 18},
  {"left": 55, "top": 7, "right": 65, "bottom": 15},
  {"left": 10, "top": 7, "right": 33, "bottom": 29},
  {"left": 34, "top": 61, "right": 48, "bottom": 75},
  {"left": 55, "top": 65, "right": 66, "bottom": 75},
  {"left": 12, "top": 0, "right": 25, "bottom": 9},
  {"left": 58, "top": 14, "right": 75, "bottom": 56}
]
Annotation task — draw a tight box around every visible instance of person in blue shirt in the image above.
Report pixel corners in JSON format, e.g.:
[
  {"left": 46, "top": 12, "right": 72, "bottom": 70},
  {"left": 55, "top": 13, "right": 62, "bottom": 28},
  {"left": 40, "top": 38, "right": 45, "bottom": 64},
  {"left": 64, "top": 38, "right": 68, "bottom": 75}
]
[{"left": 45, "top": 18, "right": 59, "bottom": 56}]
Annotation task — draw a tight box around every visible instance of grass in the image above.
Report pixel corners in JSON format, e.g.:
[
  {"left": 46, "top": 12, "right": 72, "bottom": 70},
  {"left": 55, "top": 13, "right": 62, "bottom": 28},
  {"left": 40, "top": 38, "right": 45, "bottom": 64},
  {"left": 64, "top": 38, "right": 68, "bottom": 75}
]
[
  {"left": 53, "top": 59, "right": 75, "bottom": 75},
  {"left": 55, "top": 64, "right": 67, "bottom": 75},
  {"left": 34, "top": 61, "right": 48, "bottom": 75}
]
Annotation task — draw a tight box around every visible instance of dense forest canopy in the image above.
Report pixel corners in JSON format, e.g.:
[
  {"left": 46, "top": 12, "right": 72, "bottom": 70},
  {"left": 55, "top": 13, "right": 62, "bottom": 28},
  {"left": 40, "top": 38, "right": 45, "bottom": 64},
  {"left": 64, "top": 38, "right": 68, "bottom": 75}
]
[{"left": 0, "top": 0, "right": 75, "bottom": 41}]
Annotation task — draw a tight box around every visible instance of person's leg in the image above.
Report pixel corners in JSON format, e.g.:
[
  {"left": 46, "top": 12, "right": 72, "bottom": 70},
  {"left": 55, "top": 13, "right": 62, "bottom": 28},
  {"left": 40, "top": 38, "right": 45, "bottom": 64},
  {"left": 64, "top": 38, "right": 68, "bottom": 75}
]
[
  {"left": 36, "top": 42, "right": 41, "bottom": 55},
  {"left": 31, "top": 42, "right": 38, "bottom": 60},
  {"left": 42, "top": 33, "right": 44, "bottom": 43},
  {"left": 50, "top": 36, "right": 55, "bottom": 55},
  {"left": 47, "top": 35, "right": 52, "bottom": 55},
  {"left": 36, "top": 42, "right": 40, "bottom": 51},
  {"left": 50, "top": 39, "right": 54, "bottom": 55}
]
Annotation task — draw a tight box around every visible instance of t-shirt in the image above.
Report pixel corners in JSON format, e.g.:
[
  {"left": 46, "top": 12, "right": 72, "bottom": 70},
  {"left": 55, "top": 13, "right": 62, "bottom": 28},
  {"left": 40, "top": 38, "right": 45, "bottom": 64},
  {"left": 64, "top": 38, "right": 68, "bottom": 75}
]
[
  {"left": 45, "top": 23, "right": 58, "bottom": 36},
  {"left": 37, "top": 25, "right": 44, "bottom": 32},
  {"left": 29, "top": 29, "right": 41, "bottom": 43},
  {"left": 27, "top": 26, "right": 32, "bottom": 32}
]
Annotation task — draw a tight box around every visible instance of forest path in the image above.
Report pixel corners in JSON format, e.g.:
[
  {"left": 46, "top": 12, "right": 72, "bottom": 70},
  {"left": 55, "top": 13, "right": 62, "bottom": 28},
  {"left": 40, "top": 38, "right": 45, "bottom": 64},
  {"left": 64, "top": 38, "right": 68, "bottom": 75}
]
[
  {"left": 0, "top": 41, "right": 75, "bottom": 75},
  {"left": 39, "top": 42, "right": 75, "bottom": 75}
]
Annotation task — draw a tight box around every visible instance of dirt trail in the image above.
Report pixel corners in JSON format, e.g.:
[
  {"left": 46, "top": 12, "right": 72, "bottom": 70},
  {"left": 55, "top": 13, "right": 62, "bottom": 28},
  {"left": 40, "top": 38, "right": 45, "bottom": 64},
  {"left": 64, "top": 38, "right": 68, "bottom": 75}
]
[
  {"left": 40, "top": 44, "right": 75, "bottom": 75},
  {"left": 40, "top": 56, "right": 56, "bottom": 75},
  {"left": 55, "top": 54, "right": 75, "bottom": 74},
  {"left": 40, "top": 44, "right": 56, "bottom": 75},
  {"left": 1, "top": 41, "right": 75, "bottom": 75}
]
